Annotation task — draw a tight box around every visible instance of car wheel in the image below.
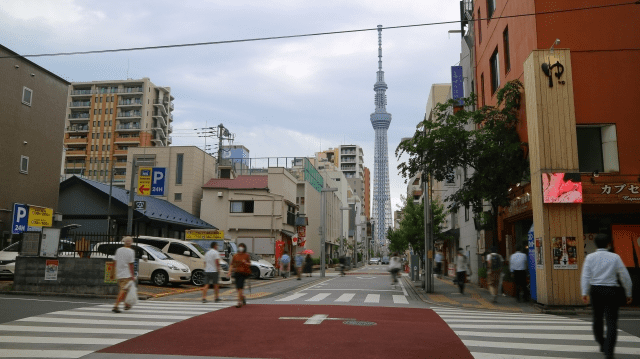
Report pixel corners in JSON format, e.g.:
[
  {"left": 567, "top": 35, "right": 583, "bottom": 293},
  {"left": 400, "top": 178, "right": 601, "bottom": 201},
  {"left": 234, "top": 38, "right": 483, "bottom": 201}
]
[
  {"left": 191, "top": 270, "right": 205, "bottom": 286},
  {"left": 151, "top": 270, "right": 169, "bottom": 286},
  {"left": 251, "top": 266, "right": 260, "bottom": 279}
]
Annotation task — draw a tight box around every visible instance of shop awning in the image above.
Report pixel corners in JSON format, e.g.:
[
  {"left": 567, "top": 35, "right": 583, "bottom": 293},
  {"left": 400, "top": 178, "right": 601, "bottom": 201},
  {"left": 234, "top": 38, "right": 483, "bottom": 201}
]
[{"left": 281, "top": 229, "right": 296, "bottom": 238}]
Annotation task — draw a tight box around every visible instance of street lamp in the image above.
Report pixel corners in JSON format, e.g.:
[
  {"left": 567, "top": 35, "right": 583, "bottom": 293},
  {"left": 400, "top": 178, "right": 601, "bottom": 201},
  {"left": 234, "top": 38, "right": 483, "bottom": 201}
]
[{"left": 320, "top": 187, "right": 338, "bottom": 277}]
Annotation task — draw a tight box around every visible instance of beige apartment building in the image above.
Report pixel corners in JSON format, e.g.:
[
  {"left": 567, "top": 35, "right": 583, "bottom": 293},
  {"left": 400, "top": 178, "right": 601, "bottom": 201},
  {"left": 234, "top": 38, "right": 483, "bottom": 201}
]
[
  {"left": 123, "top": 146, "right": 216, "bottom": 217},
  {"left": 0, "top": 44, "right": 70, "bottom": 247},
  {"left": 62, "top": 78, "right": 173, "bottom": 186}
]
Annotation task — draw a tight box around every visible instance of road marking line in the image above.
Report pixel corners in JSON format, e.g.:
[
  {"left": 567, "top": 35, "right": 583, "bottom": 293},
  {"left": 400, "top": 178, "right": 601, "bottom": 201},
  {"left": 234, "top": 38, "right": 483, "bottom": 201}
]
[
  {"left": 275, "top": 293, "right": 307, "bottom": 302},
  {"left": 470, "top": 353, "right": 585, "bottom": 359},
  {"left": 0, "top": 349, "right": 93, "bottom": 358},
  {"left": 461, "top": 340, "right": 640, "bottom": 355},
  {"left": 392, "top": 295, "right": 409, "bottom": 304},
  {"left": 0, "top": 297, "right": 103, "bottom": 305},
  {"left": 0, "top": 336, "right": 124, "bottom": 345},
  {"left": 443, "top": 319, "right": 590, "bottom": 325},
  {"left": 306, "top": 293, "right": 331, "bottom": 302},
  {"left": 364, "top": 294, "right": 380, "bottom": 303},
  {"left": 0, "top": 325, "right": 150, "bottom": 335},
  {"left": 16, "top": 317, "right": 172, "bottom": 327},
  {"left": 438, "top": 314, "right": 576, "bottom": 321},
  {"left": 448, "top": 324, "right": 592, "bottom": 331},
  {"left": 305, "top": 314, "right": 328, "bottom": 324},
  {"left": 78, "top": 307, "right": 211, "bottom": 315},
  {"left": 335, "top": 293, "right": 355, "bottom": 302},
  {"left": 432, "top": 308, "right": 554, "bottom": 317},
  {"left": 398, "top": 277, "right": 408, "bottom": 296},
  {"left": 454, "top": 331, "right": 640, "bottom": 342},
  {"left": 44, "top": 311, "right": 193, "bottom": 320},
  {"left": 306, "top": 289, "right": 402, "bottom": 292}
]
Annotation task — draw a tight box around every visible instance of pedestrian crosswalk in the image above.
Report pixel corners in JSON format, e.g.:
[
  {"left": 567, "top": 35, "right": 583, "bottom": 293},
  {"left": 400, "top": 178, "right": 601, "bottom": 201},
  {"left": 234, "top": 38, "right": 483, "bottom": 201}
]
[
  {"left": 275, "top": 291, "right": 409, "bottom": 304},
  {"left": 432, "top": 307, "right": 640, "bottom": 359},
  {"left": 0, "top": 300, "right": 233, "bottom": 358}
]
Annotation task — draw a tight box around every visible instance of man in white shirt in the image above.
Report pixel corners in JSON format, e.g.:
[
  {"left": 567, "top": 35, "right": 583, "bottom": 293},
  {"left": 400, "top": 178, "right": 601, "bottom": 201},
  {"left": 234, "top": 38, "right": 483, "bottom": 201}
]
[
  {"left": 202, "top": 242, "right": 221, "bottom": 303},
  {"left": 113, "top": 236, "right": 135, "bottom": 313},
  {"left": 581, "top": 234, "right": 632, "bottom": 359},
  {"left": 434, "top": 250, "right": 444, "bottom": 279},
  {"left": 509, "top": 246, "right": 528, "bottom": 302}
]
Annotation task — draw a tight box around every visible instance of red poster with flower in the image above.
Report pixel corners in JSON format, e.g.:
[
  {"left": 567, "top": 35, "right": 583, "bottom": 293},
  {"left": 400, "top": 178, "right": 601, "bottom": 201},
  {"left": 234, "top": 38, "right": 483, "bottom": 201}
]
[{"left": 275, "top": 240, "right": 285, "bottom": 268}]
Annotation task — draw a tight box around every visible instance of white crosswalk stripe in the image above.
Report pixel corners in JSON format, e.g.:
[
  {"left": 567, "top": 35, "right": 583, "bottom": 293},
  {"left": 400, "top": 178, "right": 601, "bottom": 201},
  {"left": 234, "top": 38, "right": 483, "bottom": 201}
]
[
  {"left": 0, "top": 301, "right": 233, "bottom": 359},
  {"left": 432, "top": 306, "right": 640, "bottom": 359},
  {"left": 274, "top": 292, "right": 408, "bottom": 304}
]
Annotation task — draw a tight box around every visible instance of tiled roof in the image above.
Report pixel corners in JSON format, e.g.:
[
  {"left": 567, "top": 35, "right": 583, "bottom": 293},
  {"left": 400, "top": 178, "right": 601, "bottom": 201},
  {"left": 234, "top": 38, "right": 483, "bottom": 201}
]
[
  {"left": 203, "top": 175, "right": 268, "bottom": 190},
  {"left": 61, "top": 176, "right": 215, "bottom": 229}
]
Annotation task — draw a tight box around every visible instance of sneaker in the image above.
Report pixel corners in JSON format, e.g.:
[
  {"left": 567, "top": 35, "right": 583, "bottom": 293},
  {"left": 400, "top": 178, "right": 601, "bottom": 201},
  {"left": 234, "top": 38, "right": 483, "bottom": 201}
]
[
  {"left": 214, "top": 298, "right": 221, "bottom": 303},
  {"left": 242, "top": 296, "right": 246, "bottom": 305},
  {"left": 124, "top": 304, "right": 132, "bottom": 310},
  {"left": 112, "top": 307, "right": 121, "bottom": 313},
  {"left": 202, "top": 299, "right": 208, "bottom": 303}
]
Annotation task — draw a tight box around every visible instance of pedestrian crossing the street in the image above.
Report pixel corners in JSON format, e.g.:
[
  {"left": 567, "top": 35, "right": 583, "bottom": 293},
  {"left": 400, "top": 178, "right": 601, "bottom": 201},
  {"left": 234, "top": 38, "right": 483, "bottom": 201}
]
[
  {"left": 0, "top": 300, "right": 233, "bottom": 358},
  {"left": 275, "top": 291, "right": 409, "bottom": 304},
  {"left": 432, "top": 307, "right": 640, "bottom": 359}
]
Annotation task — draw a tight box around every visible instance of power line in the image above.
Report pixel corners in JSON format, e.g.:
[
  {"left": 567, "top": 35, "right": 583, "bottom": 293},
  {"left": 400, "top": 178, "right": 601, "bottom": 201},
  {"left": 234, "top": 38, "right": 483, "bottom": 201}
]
[{"left": 0, "top": 1, "right": 636, "bottom": 59}]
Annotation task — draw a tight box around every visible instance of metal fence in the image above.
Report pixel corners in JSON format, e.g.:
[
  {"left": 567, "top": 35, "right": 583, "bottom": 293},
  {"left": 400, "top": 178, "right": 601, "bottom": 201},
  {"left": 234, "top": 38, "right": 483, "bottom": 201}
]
[{"left": 58, "top": 232, "right": 122, "bottom": 258}]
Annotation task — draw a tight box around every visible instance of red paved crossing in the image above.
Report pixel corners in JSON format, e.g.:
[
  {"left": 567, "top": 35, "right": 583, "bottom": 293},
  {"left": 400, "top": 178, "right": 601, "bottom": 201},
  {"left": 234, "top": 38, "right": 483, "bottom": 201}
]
[{"left": 100, "top": 305, "right": 473, "bottom": 359}]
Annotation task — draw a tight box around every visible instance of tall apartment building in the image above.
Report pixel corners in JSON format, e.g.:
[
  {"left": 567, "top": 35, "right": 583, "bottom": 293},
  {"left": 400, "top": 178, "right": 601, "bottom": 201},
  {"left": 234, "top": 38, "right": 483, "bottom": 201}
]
[{"left": 62, "top": 78, "right": 173, "bottom": 186}]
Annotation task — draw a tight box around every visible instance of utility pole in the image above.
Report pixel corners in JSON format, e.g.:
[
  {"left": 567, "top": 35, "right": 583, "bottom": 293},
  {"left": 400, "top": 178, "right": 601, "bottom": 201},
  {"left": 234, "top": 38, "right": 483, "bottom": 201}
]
[
  {"left": 423, "top": 171, "right": 434, "bottom": 293},
  {"left": 320, "top": 187, "right": 338, "bottom": 277},
  {"left": 340, "top": 206, "right": 350, "bottom": 257},
  {"left": 107, "top": 160, "right": 114, "bottom": 238}
]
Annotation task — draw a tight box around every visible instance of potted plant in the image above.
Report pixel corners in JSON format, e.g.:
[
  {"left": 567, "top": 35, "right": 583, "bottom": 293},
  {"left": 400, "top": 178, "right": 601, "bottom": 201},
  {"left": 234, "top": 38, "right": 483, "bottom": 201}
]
[{"left": 478, "top": 267, "right": 488, "bottom": 288}]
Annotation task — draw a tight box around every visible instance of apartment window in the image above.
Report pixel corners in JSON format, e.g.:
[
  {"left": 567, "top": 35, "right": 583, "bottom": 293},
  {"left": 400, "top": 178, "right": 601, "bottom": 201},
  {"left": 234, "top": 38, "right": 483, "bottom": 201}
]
[
  {"left": 102, "top": 145, "right": 105, "bottom": 151},
  {"left": 108, "top": 132, "right": 111, "bottom": 138},
  {"left": 20, "top": 155, "right": 29, "bottom": 174},
  {"left": 109, "top": 120, "right": 112, "bottom": 126},
  {"left": 465, "top": 205, "right": 470, "bottom": 222},
  {"left": 477, "top": 9, "right": 482, "bottom": 43},
  {"left": 490, "top": 48, "right": 500, "bottom": 94},
  {"left": 503, "top": 27, "right": 511, "bottom": 73},
  {"left": 91, "top": 133, "right": 95, "bottom": 139},
  {"left": 22, "top": 87, "right": 33, "bottom": 106},
  {"left": 577, "top": 125, "right": 619, "bottom": 173},
  {"left": 175, "top": 153, "right": 184, "bottom": 184},
  {"left": 174, "top": 193, "right": 182, "bottom": 201},
  {"left": 487, "top": 0, "right": 496, "bottom": 19},
  {"left": 445, "top": 171, "right": 456, "bottom": 186},
  {"left": 107, "top": 145, "right": 110, "bottom": 151},
  {"left": 100, "top": 158, "right": 104, "bottom": 163},
  {"left": 90, "top": 145, "right": 94, "bottom": 151},
  {"left": 100, "top": 170, "right": 104, "bottom": 176},
  {"left": 106, "top": 97, "right": 110, "bottom": 103},
  {"left": 97, "top": 121, "right": 100, "bottom": 127},
  {"left": 105, "top": 158, "right": 109, "bottom": 163},
  {"left": 109, "top": 108, "right": 113, "bottom": 114},
  {"left": 480, "top": 73, "right": 486, "bottom": 106},
  {"left": 230, "top": 201, "right": 254, "bottom": 213}
]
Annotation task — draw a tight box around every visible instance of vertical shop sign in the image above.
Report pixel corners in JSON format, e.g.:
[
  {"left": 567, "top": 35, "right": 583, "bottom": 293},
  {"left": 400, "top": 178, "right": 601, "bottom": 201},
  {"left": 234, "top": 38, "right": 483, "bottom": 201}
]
[
  {"left": 535, "top": 237, "right": 544, "bottom": 268},
  {"left": 552, "top": 236, "right": 578, "bottom": 269},
  {"left": 105, "top": 261, "right": 116, "bottom": 283},
  {"left": 44, "top": 260, "right": 58, "bottom": 280}
]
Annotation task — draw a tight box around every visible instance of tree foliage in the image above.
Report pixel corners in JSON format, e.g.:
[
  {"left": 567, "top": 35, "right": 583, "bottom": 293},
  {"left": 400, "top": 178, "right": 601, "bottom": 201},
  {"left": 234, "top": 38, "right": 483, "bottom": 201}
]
[
  {"left": 396, "top": 80, "right": 529, "bottom": 220},
  {"left": 388, "top": 196, "right": 451, "bottom": 258}
]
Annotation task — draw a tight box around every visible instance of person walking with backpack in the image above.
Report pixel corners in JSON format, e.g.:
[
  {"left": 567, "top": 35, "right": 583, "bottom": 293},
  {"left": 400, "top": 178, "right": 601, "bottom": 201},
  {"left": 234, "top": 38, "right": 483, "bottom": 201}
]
[
  {"left": 581, "top": 234, "right": 632, "bottom": 359},
  {"left": 487, "top": 246, "right": 504, "bottom": 303},
  {"left": 455, "top": 248, "right": 471, "bottom": 294}
]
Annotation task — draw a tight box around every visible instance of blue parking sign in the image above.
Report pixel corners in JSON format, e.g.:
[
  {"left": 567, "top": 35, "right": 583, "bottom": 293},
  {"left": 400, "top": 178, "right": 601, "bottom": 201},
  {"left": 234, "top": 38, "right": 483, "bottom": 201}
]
[
  {"left": 151, "top": 167, "right": 166, "bottom": 196},
  {"left": 12, "top": 203, "right": 29, "bottom": 234}
]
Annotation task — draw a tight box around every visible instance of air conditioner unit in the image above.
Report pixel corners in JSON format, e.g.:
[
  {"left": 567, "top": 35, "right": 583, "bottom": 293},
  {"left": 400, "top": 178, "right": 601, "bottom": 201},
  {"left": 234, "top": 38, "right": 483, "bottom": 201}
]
[{"left": 217, "top": 192, "right": 223, "bottom": 197}]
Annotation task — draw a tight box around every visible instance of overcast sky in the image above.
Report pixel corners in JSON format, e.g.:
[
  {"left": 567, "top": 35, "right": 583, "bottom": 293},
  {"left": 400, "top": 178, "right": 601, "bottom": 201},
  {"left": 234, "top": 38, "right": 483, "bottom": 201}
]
[{"left": 1, "top": 0, "right": 462, "bottom": 213}]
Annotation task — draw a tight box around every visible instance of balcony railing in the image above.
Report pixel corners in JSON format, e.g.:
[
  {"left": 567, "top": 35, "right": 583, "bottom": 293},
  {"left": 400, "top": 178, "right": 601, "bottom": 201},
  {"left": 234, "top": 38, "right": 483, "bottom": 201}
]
[
  {"left": 169, "top": 102, "right": 174, "bottom": 111},
  {"left": 69, "top": 101, "right": 91, "bottom": 107},
  {"left": 115, "top": 136, "right": 140, "bottom": 143},
  {"left": 117, "top": 111, "right": 142, "bottom": 118},
  {"left": 71, "top": 89, "right": 92, "bottom": 95},
  {"left": 167, "top": 136, "right": 172, "bottom": 144},
  {"left": 65, "top": 150, "right": 87, "bottom": 156},
  {"left": 118, "top": 99, "right": 142, "bottom": 106},
  {"left": 66, "top": 126, "right": 89, "bottom": 132},
  {"left": 69, "top": 113, "right": 90, "bottom": 119},
  {"left": 152, "top": 127, "right": 167, "bottom": 138},
  {"left": 65, "top": 137, "right": 88, "bottom": 144},
  {"left": 119, "top": 87, "right": 143, "bottom": 94},
  {"left": 116, "top": 123, "right": 141, "bottom": 130}
]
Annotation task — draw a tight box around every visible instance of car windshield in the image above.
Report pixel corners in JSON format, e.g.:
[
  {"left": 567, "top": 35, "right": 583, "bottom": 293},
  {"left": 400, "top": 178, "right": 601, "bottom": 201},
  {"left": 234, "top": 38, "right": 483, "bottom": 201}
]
[
  {"left": 144, "top": 245, "right": 171, "bottom": 260},
  {"left": 2, "top": 241, "right": 21, "bottom": 252},
  {"left": 189, "top": 242, "right": 207, "bottom": 255},
  {"left": 184, "top": 242, "right": 202, "bottom": 256}
]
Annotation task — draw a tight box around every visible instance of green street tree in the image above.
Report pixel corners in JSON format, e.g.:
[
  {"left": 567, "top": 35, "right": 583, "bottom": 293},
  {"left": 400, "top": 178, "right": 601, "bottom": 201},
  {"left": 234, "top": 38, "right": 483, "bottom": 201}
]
[
  {"left": 396, "top": 80, "right": 529, "bottom": 246},
  {"left": 388, "top": 197, "right": 450, "bottom": 259}
]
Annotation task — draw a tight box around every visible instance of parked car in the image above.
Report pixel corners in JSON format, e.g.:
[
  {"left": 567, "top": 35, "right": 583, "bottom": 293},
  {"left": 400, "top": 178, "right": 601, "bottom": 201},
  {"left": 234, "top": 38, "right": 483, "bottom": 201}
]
[
  {"left": 369, "top": 257, "right": 380, "bottom": 265},
  {"left": 189, "top": 239, "right": 275, "bottom": 280},
  {"left": 381, "top": 256, "right": 390, "bottom": 265},
  {"left": 134, "top": 236, "right": 231, "bottom": 286},
  {"left": 93, "top": 242, "right": 191, "bottom": 286},
  {"left": 0, "top": 239, "right": 79, "bottom": 278}
]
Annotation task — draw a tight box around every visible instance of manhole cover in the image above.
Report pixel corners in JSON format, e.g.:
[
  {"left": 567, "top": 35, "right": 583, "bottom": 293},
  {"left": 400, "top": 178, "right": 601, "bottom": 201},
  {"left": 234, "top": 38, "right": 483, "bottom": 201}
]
[{"left": 343, "top": 320, "right": 377, "bottom": 326}]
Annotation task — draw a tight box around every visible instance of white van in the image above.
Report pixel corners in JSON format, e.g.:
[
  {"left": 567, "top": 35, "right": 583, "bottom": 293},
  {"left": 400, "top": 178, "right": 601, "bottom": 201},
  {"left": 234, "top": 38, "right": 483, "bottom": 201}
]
[
  {"left": 134, "top": 236, "right": 231, "bottom": 286},
  {"left": 93, "top": 242, "right": 191, "bottom": 286}
]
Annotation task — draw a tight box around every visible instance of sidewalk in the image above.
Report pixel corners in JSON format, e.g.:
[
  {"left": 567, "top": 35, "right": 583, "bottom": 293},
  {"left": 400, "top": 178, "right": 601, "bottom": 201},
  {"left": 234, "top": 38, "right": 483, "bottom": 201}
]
[{"left": 406, "top": 275, "right": 538, "bottom": 313}]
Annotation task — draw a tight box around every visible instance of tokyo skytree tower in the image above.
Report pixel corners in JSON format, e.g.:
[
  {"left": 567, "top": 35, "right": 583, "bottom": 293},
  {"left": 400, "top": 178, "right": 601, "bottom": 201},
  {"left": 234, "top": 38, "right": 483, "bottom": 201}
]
[{"left": 370, "top": 25, "right": 392, "bottom": 249}]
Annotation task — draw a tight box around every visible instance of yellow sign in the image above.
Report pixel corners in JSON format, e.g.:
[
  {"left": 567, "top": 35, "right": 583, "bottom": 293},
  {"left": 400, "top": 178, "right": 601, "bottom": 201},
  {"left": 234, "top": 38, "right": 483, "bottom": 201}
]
[
  {"left": 185, "top": 229, "right": 224, "bottom": 240},
  {"left": 137, "top": 167, "right": 152, "bottom": 196},
  {"left": 28, "top": 206, "right": 53, "bottom": 227}
]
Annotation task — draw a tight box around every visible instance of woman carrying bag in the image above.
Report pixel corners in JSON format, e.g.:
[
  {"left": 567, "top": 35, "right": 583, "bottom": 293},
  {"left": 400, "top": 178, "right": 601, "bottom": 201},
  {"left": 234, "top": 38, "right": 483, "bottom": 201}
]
[{"left": 229, "top": 243, "right": 252, "bottom": 308}]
